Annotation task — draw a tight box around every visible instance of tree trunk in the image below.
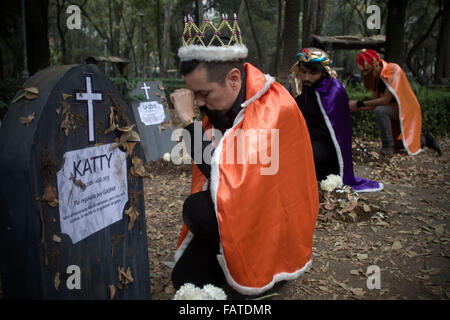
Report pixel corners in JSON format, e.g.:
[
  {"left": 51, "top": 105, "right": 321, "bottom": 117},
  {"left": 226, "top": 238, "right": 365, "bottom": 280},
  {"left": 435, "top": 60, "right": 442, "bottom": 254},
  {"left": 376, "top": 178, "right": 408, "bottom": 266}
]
[
  {"left": 155, "top": 0, "right": 162, "bottom": 69},
  {"left": 406, "top": 7, "right": 442, "bottom": 85},
  {"left": 384, "top": 0, "right": 409, "bottom": 66},
  {"left": 70, "top": 0, "right": 108, "bottom": 39},
  {"left": 56, "top": 0, "right": 68, "bottom": 64},
  {"left": 108, "top": 0, "right": 113, "bottom": 55},
  {"left": 301, "top": 0, "right": 326, "bottom": 48},
  {"left": 25, "top": 0, "right": 50, "bottom": 75},
  {"left": 238, "top": 0, "right": 245, "bottom": 18},
  {"left": 160, "top": 0, "right": 173, "bottom": 77},
  {"left": 244, "top": 0, "right": 263, "bottom": 68},
  {"left": 310, "top": 0, "right": 318, "bottom": 38},
  {"left": 270, "top": 0, "right": 284, "bottom": 75},
  {"left": 280, "top": 0, "right": 301, "bottom": 81},
  {"left": 314, "top": 0, "right": 326, "bottom": 35},
  {"left": 112, "top": 0, "right": 122, "bottom": 57},
  {"left": 301, "top": 0, "right": 325, "bottom": 48},
  {"left": 302, "top": 0, "right": 312, "bottom": 48},
  {"left": 340, "top": 0, "right": 353, "bottom": 73},
  {"left": 196, "top": 0, "right": 203, "bottom": 26},
  {"left": 121, "top": 11, "right": 138, "bottom": 77},
  {"left": 435, "top": 0, "right": 450, "bottom": 84},
  {"left": 108, "top": 0, "right": 123, "bottom": 76}
]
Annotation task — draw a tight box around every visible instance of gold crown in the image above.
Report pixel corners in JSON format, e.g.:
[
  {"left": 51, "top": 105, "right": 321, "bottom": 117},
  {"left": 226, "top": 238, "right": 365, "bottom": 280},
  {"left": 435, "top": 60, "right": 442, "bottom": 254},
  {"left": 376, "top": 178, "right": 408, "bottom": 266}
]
[
  {"left": 178, "top": 13, "right": 247, "bottom": 62},
  {"left": 182, "top": 13, "right": 243, "bottom": 47}
]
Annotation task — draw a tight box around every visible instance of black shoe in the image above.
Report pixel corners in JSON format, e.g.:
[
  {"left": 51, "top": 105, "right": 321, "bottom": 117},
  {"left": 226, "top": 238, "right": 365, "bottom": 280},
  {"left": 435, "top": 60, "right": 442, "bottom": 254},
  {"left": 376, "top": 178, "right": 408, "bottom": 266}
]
[
  {"left": 425, "top": 133, "right": 442, "bottom": 156},
  {"left": 380, "top": 147, "right": 394, "bottom": 155}
]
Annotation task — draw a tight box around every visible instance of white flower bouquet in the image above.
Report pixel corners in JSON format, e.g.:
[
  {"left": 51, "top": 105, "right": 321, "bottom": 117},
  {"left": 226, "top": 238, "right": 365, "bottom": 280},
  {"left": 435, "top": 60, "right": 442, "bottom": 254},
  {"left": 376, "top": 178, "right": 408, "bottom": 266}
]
[
  {"left": 162, "top": 152, "right": 171, "bottom": 162},
  {"left": 173, "top": 283, "right": 227, "bottom": 300},
  {"left": 320, "top": 174, "right": 343, "bottom": 192}
]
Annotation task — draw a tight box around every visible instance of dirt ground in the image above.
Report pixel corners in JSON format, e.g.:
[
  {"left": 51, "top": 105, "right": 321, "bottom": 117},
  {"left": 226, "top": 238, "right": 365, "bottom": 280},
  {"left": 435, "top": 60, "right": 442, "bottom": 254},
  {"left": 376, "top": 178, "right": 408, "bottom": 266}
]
[{"left": 144, "top": 135, "right": 449, "bottom": 300}]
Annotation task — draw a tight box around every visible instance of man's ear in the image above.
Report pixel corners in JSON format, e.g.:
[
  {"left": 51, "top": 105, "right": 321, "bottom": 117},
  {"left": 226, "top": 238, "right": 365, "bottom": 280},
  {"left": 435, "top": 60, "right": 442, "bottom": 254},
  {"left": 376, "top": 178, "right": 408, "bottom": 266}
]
[{"left": 226, "top": 68, "right": 242, "bottom": 91}]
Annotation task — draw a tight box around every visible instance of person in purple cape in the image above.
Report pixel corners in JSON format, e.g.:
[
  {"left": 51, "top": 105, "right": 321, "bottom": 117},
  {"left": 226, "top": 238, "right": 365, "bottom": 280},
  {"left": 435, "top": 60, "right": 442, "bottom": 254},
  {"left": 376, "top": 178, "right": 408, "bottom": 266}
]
[{"left": 286, "top": 48, "right": 383, "bottom": 193}]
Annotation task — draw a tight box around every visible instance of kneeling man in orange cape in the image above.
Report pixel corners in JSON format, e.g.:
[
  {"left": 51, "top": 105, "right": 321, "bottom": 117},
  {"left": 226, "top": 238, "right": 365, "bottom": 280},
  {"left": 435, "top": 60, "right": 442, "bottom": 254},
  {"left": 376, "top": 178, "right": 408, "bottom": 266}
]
[
  {"left": 349, "top": 49, "right": 441, "bottom": 156},
  {"left": 169, "top": 15, "right": 319, "bottom": 296}
]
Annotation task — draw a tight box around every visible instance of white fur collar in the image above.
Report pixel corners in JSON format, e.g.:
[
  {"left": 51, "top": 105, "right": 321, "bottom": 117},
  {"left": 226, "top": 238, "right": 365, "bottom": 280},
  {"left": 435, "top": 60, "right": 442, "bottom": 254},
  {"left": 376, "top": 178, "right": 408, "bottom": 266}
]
[{"left": 178, "top": 45, "right": 248, "bottom": 62}]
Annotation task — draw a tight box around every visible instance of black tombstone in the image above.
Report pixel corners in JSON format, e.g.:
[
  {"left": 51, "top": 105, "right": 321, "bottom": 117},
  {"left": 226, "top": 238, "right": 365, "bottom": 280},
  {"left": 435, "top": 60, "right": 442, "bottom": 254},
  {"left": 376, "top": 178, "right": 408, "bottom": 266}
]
[
  {"left": 129, "top": 81, "right": 175, "bottom": 162},
  {"left": 0, "top": 64, "right": 151, "bottom": 299}
]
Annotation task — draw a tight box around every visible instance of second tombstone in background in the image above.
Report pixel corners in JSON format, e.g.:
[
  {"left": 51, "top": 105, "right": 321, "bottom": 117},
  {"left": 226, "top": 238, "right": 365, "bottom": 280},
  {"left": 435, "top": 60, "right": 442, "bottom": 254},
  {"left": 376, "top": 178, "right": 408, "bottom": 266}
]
[{"left": 129, "top": 81, "right": 175, "bottom": 162}]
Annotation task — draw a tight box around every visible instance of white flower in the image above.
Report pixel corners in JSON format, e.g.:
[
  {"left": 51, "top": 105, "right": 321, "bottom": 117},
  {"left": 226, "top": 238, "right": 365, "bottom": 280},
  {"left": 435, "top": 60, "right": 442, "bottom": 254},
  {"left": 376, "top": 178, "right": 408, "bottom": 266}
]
[
  {"left": 173, "top": 283, "right": 227, "bottom": 300},
  {"left": 173, "top": 283, "right": 208, "bottom": 300},
  {"left": 330, "top": 174, "right": 343, "bottom": 188},
  {"left": 162, "top": 152, "right": 171, "bottom": 162},
  {"left": 202, "top": 284, "right": 227, "bottom": 300},
  {"left": 321, "top": 180, "right": 335, "bottom": 192},
  {"left": 320, "top": 174, "right": 343, "bottom": 192}
]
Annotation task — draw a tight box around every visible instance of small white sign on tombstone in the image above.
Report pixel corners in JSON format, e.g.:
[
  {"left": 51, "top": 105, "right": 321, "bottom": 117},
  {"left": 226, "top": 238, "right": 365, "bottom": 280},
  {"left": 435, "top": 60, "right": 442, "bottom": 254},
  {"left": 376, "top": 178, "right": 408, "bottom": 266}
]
[
  {"left": 56, "top": 143, "right": 128, "bottom": 243},
  {"left": 137, "top": 101, "right": 166, "bottom": 126}
]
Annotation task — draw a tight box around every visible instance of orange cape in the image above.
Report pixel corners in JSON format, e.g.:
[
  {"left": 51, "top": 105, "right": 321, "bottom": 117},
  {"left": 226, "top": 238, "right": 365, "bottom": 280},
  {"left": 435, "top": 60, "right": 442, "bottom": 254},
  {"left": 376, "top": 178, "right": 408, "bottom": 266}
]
[
  {"left": 380, "top": 60, "right": 422, "bottom": 155},
  {"left": 175, "top": 63, "right": 319, "bottom": 295}
]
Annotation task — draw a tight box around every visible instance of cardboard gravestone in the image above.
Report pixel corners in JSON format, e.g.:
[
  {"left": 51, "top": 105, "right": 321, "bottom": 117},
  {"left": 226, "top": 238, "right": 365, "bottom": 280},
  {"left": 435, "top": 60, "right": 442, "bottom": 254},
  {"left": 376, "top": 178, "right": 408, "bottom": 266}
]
[
  {"left": 129, "top": 81, "right": 175, "bottom": 162},
  {"left": 0, "top": 64, "right": 151, "bottom": 299}
]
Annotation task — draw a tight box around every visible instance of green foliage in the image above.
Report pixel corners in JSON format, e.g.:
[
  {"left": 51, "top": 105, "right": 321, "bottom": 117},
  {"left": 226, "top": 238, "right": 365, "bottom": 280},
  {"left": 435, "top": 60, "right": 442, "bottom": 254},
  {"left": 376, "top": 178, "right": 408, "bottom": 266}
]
[
  {"left": 159, "top": 78, "right": 186, "bottom": 100},
  {"left": 1, "top": 74, "right": 447, "bottom": 140},
  {"left": 112, "top": 77, "right": 185, "bottom": 94},
  {"left": 347, "top": 87, "right": 450, "bottom": 138},
  {"left": 414, "top": 87, "right": 450, "bottom": 137},
  {"left": 110, "top": 76, "right": 185, "bottom": 106},
  {"left": 130, "top": 93, "right": 147, "bottom": 101},
  {"left": 346, "top": 87, "right": 377, "bottom": 138}
]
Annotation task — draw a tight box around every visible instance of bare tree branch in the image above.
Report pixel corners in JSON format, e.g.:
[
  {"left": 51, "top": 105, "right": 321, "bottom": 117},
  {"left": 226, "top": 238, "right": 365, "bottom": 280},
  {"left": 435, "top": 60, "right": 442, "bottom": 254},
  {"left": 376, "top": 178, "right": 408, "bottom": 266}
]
[
  {"left": 406, "top": 7, "right": 442, "bottom": 84},
  {"left": 345, "top": 0, "right": 368, "bottom": 35},
  {"left": 67, "top": 0, "right": 109, "bottom": 41},
  {"left": 244, "top": 0, "right": 263, "bottom": 68},
  {"left": 120, "top": 10, "right": 137, "bottom": 76}
]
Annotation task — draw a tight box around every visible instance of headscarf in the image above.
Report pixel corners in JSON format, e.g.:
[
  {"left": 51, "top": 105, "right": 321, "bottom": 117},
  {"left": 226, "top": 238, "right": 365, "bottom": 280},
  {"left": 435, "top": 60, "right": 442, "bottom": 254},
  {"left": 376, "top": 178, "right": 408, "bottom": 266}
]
[
  {"left": 356, "top": 49, "right": 382, "bottom": 91},
  {"left": 356, "top": 49, "right": 381, "bottom": 71},
  {"left": 289, "top": 48, "right": 337, "bottom": 97}
]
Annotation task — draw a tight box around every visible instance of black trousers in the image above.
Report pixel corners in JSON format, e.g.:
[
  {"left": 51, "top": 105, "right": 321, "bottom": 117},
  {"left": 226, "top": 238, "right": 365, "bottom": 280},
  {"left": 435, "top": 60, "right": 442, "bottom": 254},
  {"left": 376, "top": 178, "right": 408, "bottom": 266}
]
[
  {"left": 171, "top": 191, "right": 226, "bottom": 290},
  {"left": 312, "top": 139, "right": 339, "bottom": 181}
]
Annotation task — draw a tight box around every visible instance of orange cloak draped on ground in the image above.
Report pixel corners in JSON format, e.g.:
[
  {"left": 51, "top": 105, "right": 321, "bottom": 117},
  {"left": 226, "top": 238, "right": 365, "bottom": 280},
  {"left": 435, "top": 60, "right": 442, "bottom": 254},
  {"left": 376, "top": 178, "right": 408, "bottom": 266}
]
[
  {"left": 175, "top": 63, "right": 319, "bottom": 295},
  {"left": 380, "top": 60, "right": 422, "bottom": 155}
]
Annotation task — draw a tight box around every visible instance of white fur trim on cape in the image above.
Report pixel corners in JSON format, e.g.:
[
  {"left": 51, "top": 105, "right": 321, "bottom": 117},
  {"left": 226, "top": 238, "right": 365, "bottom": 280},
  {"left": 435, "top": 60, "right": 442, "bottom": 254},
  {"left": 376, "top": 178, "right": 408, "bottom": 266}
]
[
  {"left": 381, "top": 78, "right": 422, "bottom": 156},
  {"left": 174, "top": 231, "right": 194, "bottom": 263},
  {"left": 241, "top": 75, "right": 275, "bottom": 108},
  {"left": 173, "top": 73, "right": 296, "bottom": 295},
  {"left": 354, "top": 183, "right": 384, "bottom": 193},
  {"left": 315, "top": 91, "right": 344, "bottom": 178},
  {"left": 210, "top": 73, "right": 311, "bottom": 295},
  {"left": 217, "top": 255, "right": 312, "bottom": 296},
  {"left": 315, "top": 91, "right": 384, "bottom": 193},
  {"left": 174, "top": 180, "right": 208, "bottom": 263},
  {"left": 178, "top": 44, "right": 248, "bottom": 62}
]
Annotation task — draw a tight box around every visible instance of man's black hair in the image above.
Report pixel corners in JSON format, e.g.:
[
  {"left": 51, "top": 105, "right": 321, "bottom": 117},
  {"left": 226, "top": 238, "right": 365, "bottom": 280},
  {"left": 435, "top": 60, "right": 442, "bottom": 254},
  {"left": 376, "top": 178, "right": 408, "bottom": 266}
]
[
  {"left": 181, "top": 60, "right": 244, "bottom": 86},
  {"left": 299, "top": 61, "right": 325, "bottom": 73},
  {"left": 180, "top": 34, "right": 244, "bottom": 86}
]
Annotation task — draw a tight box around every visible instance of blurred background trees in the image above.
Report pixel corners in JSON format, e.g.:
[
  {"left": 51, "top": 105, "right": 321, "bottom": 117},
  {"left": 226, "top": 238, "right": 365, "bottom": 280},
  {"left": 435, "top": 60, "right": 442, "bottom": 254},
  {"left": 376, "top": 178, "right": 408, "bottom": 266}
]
[{"left": 0, "top": 0, "right": 448, "bottom": 84}]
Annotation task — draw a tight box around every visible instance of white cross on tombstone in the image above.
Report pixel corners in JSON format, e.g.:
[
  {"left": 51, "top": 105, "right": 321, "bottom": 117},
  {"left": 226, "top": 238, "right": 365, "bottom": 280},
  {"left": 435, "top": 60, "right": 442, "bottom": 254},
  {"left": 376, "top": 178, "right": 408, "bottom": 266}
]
[
  {"left": 76, "top": 76, "right": 102, "bottom": 142},
  {"left": 140, "top": 82, "right": 151, "bottom": 100}
]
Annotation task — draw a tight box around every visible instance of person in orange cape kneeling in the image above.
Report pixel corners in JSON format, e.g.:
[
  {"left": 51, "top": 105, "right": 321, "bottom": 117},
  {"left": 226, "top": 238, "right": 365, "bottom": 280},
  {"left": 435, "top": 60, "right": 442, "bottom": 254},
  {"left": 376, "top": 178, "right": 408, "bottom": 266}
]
[
  {"left": 169, "top": 14, "right": 319, "bottom": 296},
  {"left": 349, "top": 49, "right": 441, "bottom": 156}
]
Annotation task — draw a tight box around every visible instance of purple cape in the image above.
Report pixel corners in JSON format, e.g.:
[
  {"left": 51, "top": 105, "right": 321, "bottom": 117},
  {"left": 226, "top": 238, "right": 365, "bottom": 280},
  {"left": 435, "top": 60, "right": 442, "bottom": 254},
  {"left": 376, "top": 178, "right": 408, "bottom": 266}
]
[{"left": 314, "top": 76, "right": 383, "bottom": 192}]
